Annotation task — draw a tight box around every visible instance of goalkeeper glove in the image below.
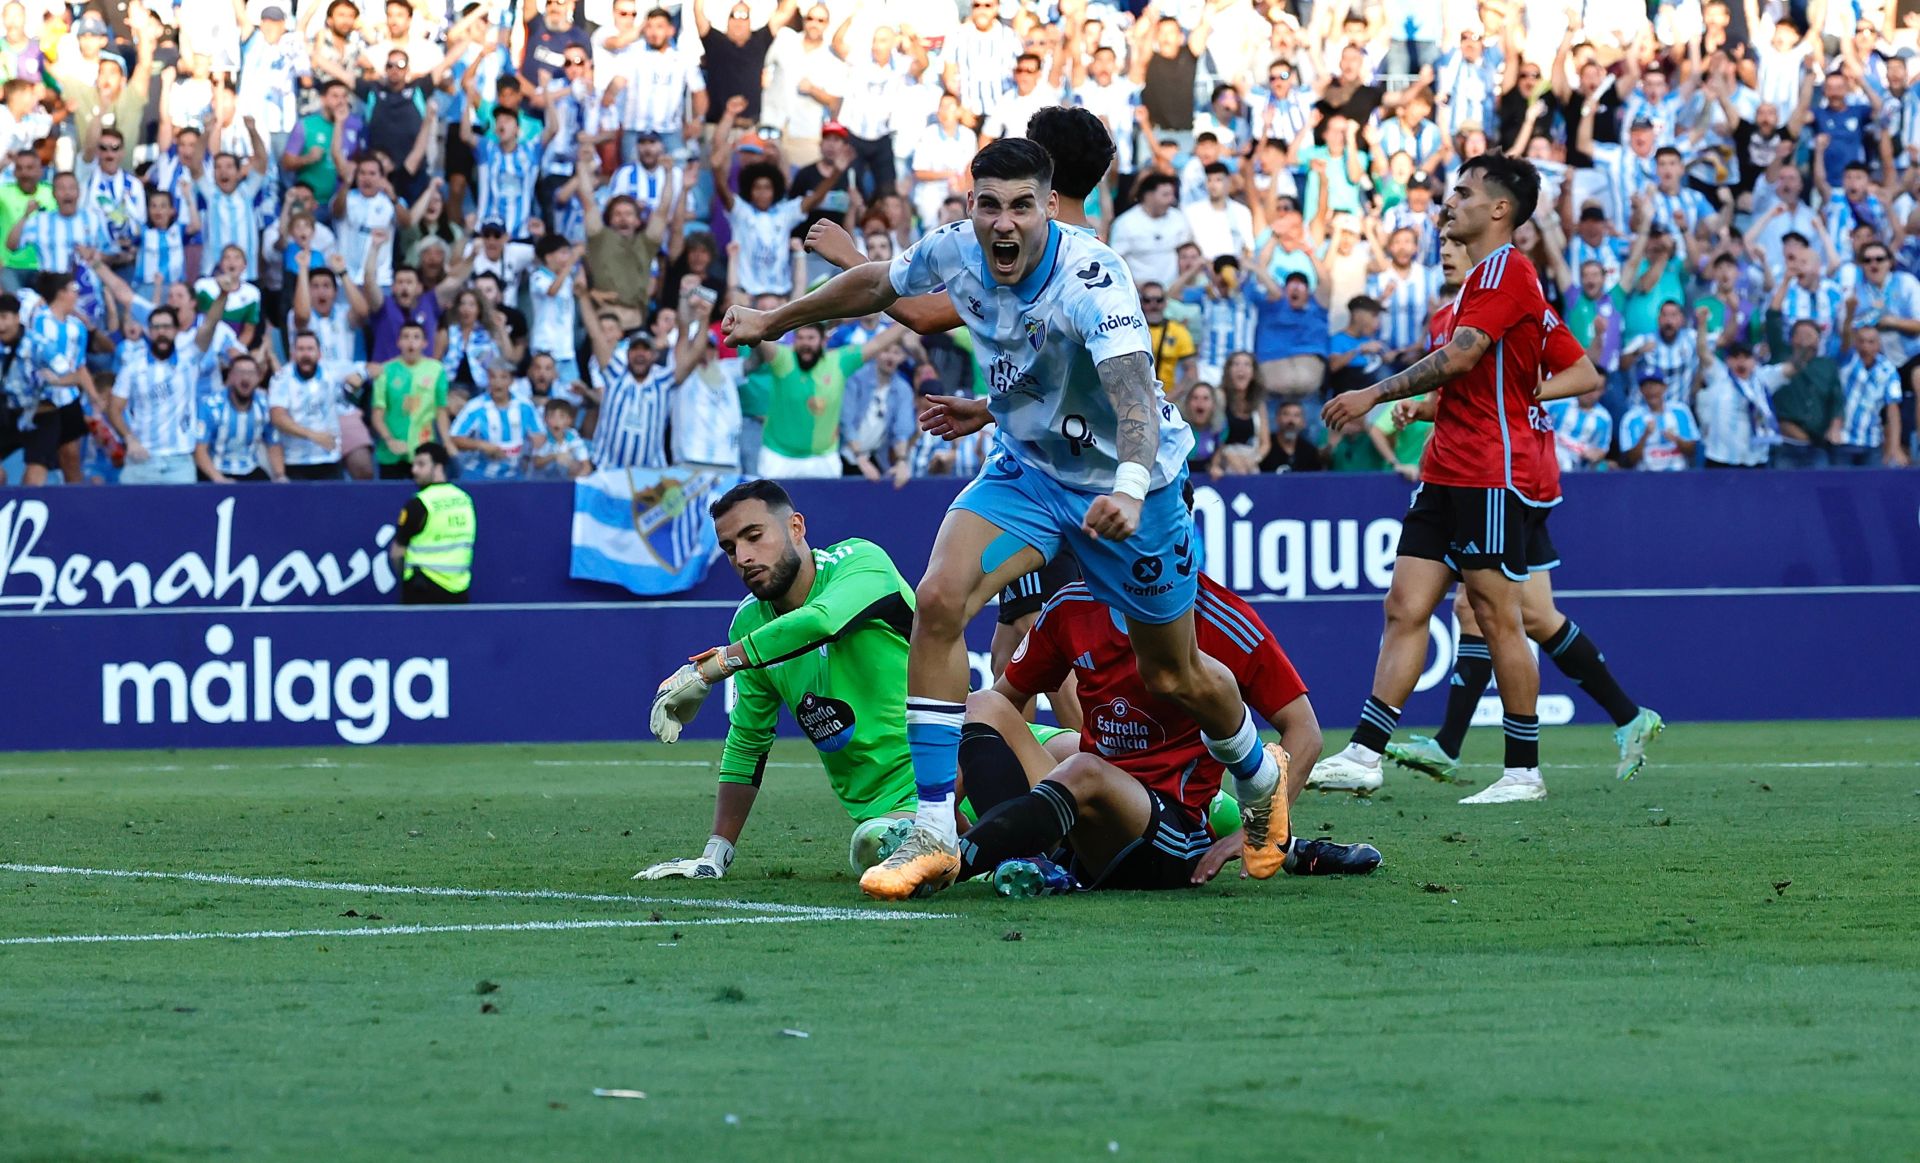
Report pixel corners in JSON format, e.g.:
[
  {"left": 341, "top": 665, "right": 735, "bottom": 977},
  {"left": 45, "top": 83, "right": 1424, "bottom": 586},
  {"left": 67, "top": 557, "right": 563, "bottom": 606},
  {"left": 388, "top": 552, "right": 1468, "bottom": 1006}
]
[
  {"left": 632, "top": 836, "right": 735, "bottom": 880},
  {"left": 649, "top": 663, "right": 712, "bottom": 743}
]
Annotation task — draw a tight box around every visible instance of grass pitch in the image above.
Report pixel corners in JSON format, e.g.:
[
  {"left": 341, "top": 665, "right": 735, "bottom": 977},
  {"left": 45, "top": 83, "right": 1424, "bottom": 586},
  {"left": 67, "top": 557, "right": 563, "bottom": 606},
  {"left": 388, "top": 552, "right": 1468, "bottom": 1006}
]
[{"left": 2, "top": 722, "right": 1918, "bottom": 1161}]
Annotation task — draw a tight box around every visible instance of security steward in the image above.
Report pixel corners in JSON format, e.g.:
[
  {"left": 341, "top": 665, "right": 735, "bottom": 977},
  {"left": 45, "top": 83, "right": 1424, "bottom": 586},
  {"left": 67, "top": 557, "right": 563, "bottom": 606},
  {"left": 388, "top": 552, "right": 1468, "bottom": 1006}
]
[{"left": 390, "top": 442, "right": 475, "bottom": 605}]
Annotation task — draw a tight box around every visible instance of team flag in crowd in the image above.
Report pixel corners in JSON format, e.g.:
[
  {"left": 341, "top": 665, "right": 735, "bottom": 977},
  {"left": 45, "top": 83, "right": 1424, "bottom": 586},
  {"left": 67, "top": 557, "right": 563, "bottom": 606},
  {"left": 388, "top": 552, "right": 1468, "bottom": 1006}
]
[{"left": 569, "top": 469, "right": 742, "bottom": 596}]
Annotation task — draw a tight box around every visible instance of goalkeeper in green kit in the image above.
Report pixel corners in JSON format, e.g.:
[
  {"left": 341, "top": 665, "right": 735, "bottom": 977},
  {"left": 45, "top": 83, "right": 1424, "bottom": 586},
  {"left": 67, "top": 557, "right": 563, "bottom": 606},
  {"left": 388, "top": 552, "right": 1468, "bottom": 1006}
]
[{"left": 640, "top": 479, "right": 1074, "bottom": 880}]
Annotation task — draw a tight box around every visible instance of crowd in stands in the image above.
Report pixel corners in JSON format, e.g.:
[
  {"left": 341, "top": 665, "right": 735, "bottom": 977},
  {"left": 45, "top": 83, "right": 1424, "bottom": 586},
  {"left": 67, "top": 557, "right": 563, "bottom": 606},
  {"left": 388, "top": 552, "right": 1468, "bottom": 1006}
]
[{"left": 0, "top": 0, "right": 1916, "bottom": 486}]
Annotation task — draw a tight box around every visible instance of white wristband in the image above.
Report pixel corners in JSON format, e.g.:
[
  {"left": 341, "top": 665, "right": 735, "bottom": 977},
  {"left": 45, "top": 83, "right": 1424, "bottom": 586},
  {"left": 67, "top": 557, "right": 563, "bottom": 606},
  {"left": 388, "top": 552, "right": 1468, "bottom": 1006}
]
[
  {"left": 1112, "top": 463, "right": 1151, "bottom": 501},
  {"left": 704, "top": 835, "right": 736, "bottom": 870}
]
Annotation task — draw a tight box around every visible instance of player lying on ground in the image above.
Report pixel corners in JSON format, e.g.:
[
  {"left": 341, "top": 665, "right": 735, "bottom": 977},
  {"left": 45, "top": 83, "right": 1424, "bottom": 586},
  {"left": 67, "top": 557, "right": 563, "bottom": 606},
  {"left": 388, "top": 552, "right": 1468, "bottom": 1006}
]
[
  {"left": 724, "top": 137, "right": 1289, "bottom": 900},
  {"left": 641, "top": 479, "right": 1073, "bottom": 879},
  {"left": 1311, "top": 156, "right": 1558, "bottom": 806},
  {"left": 1367, "top": 243, "right": 1664, "bottom": 786},
  {"left": 956, "top": 571, "right": 1381, "bottom": 895}
]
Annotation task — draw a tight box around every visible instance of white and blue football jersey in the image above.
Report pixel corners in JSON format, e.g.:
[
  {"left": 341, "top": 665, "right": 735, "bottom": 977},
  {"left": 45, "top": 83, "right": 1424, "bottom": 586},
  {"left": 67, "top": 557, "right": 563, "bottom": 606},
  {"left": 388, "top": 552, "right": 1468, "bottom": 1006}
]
[{"left": 887, "top": 221, "right": 1193, "bottom": 492}]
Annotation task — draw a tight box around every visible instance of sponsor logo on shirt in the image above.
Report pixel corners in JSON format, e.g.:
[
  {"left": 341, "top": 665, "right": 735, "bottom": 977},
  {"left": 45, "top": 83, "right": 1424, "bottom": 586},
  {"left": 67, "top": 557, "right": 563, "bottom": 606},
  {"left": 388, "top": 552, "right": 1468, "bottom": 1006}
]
[
  {"left": 1093, "top": 313, "right": 1144, "bottom": 336},
  {"left": 796, "top": 691, "right": 857, "bottom": 752},
  {"left": 1090, "top": 696, "right": 1166, "bottom": 756}
]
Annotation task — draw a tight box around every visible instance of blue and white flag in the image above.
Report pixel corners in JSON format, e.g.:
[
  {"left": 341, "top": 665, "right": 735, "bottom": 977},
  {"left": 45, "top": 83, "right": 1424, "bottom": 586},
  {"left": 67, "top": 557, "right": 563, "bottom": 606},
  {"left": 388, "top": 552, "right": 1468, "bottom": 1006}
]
[{"left": 570, "top": 468, "right": 742, "bottom": 596}]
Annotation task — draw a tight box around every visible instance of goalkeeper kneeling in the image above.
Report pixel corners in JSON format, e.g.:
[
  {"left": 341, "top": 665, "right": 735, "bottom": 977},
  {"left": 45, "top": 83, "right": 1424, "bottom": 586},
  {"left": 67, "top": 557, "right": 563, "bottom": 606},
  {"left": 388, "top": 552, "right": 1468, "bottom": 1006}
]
[{"left": 640, "top": 479, "right": 1073, "bottom": 881}]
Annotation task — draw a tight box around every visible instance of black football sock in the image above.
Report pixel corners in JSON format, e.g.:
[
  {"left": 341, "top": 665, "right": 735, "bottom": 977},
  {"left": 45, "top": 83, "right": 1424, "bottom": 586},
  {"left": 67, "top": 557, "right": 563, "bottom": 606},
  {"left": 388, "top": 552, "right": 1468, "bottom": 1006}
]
[
  {"left": 1540, "top": 619, "right": 1640, "bottom": 727},
  {"left": 1432, "top": 635, "right": 1492, "bottom": 759},
  {"left": 957, "top": 780, "right": 1078, "bottom": 880},
  {"left": 1351, "top": 695, "right": 1402, "bottom": 755},
  {"left": 958, "top": 722, "right": 1030, "bottom": 818},
  {"left": 1502, "top": 713, "right": 1540, "bottom": 771}
]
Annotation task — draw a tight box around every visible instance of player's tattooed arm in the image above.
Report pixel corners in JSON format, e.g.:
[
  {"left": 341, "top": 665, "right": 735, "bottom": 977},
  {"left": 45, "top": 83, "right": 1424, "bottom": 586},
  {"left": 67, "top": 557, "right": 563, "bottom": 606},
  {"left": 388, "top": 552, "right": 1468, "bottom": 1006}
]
[
  {"left": 1097, "top": 350, "right": 1160, "bottom": 469},
  {"left": 1374, "top": 327, "right": 1492, "bottom": 401},
  {"left": 1322, "top": 327, "right": 1491, "bottom": 428}
]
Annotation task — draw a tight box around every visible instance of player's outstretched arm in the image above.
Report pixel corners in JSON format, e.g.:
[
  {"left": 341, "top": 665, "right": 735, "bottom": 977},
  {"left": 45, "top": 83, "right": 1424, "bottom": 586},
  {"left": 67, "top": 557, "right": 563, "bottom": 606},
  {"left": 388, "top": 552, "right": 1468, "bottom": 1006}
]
[
  {"left": 1083, "top": 351, "right": 1161, "bottom": 541},
  {"left": 804, "top": 219, "right": 964, "bottom": 334},
  {"left": 721, "top": 262, "right": 901, "bottom": 348},
  {"left": 692, "top": 546, "right": 909, "bottom": 675},
  {"left": 1322, "top": 327, "right": 1492, "bottom": 428}
]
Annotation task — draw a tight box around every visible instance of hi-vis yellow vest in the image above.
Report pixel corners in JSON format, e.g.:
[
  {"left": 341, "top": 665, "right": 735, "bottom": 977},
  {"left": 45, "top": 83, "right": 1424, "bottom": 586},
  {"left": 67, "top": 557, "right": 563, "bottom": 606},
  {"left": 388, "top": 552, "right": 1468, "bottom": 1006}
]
[{"left": 404, "top": 483, "right": 475, "bottom": 593}]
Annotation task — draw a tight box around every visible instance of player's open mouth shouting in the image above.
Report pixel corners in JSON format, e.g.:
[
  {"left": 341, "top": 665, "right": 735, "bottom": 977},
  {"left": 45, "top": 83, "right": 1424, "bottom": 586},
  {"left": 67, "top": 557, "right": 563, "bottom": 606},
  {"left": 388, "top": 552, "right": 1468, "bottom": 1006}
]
[{"left": 989, "top": 237, "right": 1022, "bottom": 277}]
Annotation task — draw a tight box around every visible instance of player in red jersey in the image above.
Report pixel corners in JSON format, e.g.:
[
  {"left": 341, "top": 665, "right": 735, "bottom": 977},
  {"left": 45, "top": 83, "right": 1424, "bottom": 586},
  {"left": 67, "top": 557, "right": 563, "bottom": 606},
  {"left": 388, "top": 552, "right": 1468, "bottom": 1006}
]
[
  {"left": 1375, "top": 239, "right": 1666, "bottom": 794},
  {"left": 951, "top": 573, "right": 1382, "bottom": 894},
  {"left": 1313, "top": 155, "right": 1557, "bottom": 804}
]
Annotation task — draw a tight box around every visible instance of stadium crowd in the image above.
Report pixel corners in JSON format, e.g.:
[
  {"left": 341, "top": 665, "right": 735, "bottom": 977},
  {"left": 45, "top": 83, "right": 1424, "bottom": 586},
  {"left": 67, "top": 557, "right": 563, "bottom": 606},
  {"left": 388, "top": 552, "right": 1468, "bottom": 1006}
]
[{"left": 0, "top": 0, "right": 1916, "bottom": 486}]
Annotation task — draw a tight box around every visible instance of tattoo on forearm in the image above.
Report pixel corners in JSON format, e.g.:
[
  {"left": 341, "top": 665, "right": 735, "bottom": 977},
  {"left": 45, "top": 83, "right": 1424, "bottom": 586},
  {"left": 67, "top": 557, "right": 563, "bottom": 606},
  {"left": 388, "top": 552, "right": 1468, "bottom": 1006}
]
[
  {"left": 1371, "top": 328, "right": 1490, "bottom": 402},
  {"left": 1098, "top": 350, "right": 1159, "bottom": 467}
]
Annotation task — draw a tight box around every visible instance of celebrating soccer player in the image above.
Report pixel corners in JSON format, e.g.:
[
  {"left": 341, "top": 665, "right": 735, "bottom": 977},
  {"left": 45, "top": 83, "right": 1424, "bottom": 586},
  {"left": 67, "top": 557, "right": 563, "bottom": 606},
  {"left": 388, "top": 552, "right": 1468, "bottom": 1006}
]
[
  {"left": 723, "top": 137, "right": 1290, "bottom": 900},
  {"left": 1311, "top": 155, "right": 1559, "bottom": 805},
  {"left": 957, "top": 572, "right": 1382, "bottom": 895},
  {"left": 642, "top": 479, "right": 1076, "bottom": 880}
]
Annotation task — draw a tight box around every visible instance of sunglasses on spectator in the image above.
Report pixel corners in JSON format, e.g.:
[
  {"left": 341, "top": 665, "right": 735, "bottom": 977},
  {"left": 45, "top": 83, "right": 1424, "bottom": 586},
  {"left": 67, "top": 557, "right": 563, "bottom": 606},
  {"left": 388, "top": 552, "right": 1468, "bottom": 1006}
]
[
  {"left": 98, "top": 143, "right": 122, "bottom": 152},
  {"left": 386, "top": 59, "right": 407, "bottom": 68},
  {"left": 1520, "top": 69, "right": 1541, "bottom": 79},
  {"left": 565, "top": 56, "right": 588, "bottom": 65},
  {"left": 1270, "top": 68, "right": 1291, "bottom": 80},
  {"left": 1864, "top": 253, "right": 1892, "bottom": 264},
  {"left": 1140, "top": 295, "right": 1165, "bottom": 305},
  {"left": 1015, "top": 64, "right": 1037, "bottom": 74},
  {"left": 971, "top": 2, "right": 995, "bottom": 8}
]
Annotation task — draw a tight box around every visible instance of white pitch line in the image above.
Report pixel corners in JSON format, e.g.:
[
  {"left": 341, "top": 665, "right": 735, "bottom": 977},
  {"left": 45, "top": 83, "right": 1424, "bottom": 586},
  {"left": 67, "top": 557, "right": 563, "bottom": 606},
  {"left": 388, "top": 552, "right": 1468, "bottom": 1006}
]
[
  {"left": 0, "top": 864, "right": 953, "bottom": 921},
  {"left": 528, "top": 758, "right": 818, "bottom": 770},
  {"left": 0, "top": 913, "right": 920, "bottom": 948}
]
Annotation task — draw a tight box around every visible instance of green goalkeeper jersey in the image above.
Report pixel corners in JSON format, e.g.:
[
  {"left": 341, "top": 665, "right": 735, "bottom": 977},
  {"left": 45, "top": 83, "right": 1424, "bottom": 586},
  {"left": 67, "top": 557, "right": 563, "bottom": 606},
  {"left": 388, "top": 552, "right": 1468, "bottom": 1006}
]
[{"left": 719, "top": 538, "right": 920, "bottom": 820}]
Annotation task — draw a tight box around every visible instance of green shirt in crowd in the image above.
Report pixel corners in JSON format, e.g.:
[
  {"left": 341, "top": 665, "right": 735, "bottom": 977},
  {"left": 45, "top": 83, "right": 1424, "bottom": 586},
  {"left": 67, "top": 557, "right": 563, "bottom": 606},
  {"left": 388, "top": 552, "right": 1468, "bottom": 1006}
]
[
  {"left": 759, "top": 344, "right": 864, "bottom": 458},
  {"left": 0, "top": 181, "right": 56, "bottom": 271},
  {"left": 375, "top": 357, "right": 449, "bottom": 465}
]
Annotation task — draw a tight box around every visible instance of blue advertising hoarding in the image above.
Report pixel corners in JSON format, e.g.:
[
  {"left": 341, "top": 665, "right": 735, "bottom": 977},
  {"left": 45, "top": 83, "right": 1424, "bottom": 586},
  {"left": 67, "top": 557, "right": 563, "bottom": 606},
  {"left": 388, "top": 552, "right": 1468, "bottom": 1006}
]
[{"left": 2, "top": 472, "right": 1915, "bottom": 750}]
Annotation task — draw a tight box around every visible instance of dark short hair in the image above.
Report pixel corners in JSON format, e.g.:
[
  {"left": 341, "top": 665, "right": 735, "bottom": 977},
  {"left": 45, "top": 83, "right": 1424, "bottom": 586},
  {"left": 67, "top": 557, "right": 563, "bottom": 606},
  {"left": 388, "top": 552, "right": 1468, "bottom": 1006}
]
[
  {"left": 1203, "top": 161, "right": 1230, "bottom": 178},
  {"left": 289, "top": 328, "right": 321, "bottom": 347},
  {"left": 1135, "top": 172, "right": 1178, "bottom": 200},
  {"left": 546, "top": 396, "right": 578, "bottom": 416},
  {"left": 1348, "top": 295, "right": 1383, "bottom": 314},
  {"left": 710, "top": 478, "right": 795, "bottom": 522},
  {"left": 0, "top": 293, "right": 17, "bottom": 315},
  {"left": 1724, "top": 341, "right": 1754, "bottom": 358},
  {"left": 1844, "top": 160, "right": 1871, "bottom": 175},
  {"left": 1456, "top": 154, "right": 1541, "bottom": 228},
  {"left": 148, "top": 305, "right": 178, "bottom": 327},
  {"left": 970, "top": 137, "right": 1053, "bottom": 188},
  {"left": 534, "top": 233, "right": 571, "bottom": 260},
  {"left": 1655, "top": 145, "right": 1683, "bottom": 162},
  {"left": 35, "top": 271, "right": 72, "bottom": 299},
  {"left": 399, "top": 321, "right": 427, "bottom": 336},
  {"left": 1023, "top": 105, "right": 1112, "bottom": 201},
  {"left": 414, "top": 441, "right": 451, "bottom": 466},
  {"left": 320, "top": 77, "right": 348, "bottom": 95}
]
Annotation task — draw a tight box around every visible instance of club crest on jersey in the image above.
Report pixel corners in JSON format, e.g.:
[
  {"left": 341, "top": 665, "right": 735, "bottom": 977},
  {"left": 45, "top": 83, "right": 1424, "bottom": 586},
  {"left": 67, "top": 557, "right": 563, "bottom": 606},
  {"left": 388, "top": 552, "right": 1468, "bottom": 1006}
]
[{"left": 1023, "top": 318, "right": 1049, "bottom": 352}]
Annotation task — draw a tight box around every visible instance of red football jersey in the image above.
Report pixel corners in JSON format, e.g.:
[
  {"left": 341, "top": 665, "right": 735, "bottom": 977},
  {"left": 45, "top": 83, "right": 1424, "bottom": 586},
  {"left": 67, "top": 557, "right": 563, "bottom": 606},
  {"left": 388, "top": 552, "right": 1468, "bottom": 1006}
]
[
  {"left": 1423, "top": 299, "right": 1587, "bottom": 498},
  {"left": 1002, "top": 574, "right": 1308, "bottom": 823},
  {"left": 1419, "top": 245, "right": 1559, "bottom": 503}
]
